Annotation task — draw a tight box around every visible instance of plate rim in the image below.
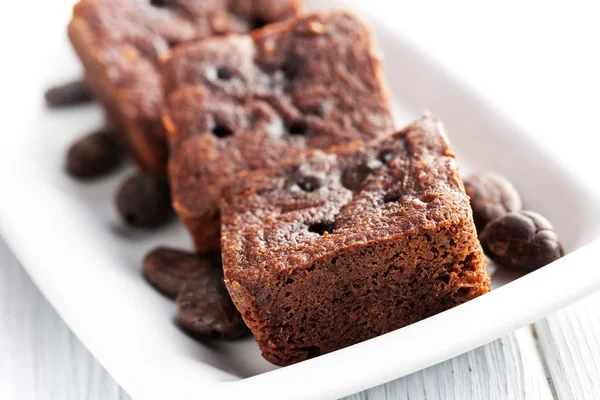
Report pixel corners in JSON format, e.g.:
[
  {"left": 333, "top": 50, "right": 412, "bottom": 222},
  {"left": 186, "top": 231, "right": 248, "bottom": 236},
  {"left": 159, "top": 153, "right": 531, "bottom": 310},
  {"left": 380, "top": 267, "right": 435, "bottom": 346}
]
[{"left": 3, "top": 1, "right": 600, "bottom": 399}]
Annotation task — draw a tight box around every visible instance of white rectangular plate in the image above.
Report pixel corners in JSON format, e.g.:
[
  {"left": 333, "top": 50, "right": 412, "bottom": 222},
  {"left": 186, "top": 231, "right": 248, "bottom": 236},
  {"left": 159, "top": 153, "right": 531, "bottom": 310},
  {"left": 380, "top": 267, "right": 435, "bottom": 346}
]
[{"left": 2, "top": 1, "right": 600, "bottom": 399}]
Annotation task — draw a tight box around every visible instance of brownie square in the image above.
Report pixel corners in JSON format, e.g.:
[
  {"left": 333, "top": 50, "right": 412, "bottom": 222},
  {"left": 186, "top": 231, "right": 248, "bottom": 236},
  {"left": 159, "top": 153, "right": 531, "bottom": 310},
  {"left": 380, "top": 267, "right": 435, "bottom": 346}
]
[
  {"left": 221, "top": 113, "right": 490, "bottom": 366},
  {"left": 164, "top": 12, "right": 395, "bottom": 251},
  {"left": 68, "top": 0, "right": 301, "bottom": 172}
]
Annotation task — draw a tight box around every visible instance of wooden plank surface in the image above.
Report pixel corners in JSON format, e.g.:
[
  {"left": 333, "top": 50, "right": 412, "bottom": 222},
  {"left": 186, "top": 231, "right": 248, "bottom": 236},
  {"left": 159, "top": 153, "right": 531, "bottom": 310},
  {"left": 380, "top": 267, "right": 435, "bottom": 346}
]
[
  {"left": 0, "top": 238, "right": 130, "bottom": 400},
  {"left": 535, "top": 294, "right": 600, "bottom": 399},
  {"left": 344, "top": 328, "right": 553, "bottom": 400},
  {"left": 0, "top": 237, "right": 556, "bottom": 400}
]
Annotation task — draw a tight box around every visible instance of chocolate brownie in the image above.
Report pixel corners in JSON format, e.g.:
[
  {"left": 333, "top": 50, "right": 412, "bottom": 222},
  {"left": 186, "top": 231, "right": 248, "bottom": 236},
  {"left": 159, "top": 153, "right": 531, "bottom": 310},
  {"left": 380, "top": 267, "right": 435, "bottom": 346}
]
[
  {"left": 221, "top": 113, "right": 490, "bottom": 365},
  {"left": 68, "top": 0, "right": 301, "bottom": 172},
  {"left": 164, "top": 12, "right": 395, "bottom": 251}
]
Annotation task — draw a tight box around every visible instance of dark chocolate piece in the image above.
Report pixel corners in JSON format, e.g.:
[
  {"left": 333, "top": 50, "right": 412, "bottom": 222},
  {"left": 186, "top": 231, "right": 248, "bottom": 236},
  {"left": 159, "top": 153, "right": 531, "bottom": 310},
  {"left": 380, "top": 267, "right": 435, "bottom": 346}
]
[
  {"left": 480, "top": 210, "right": 564, "bottom": 271},
  {"left": 143, "top": 248, "right": 219, "bottom": 298},
  {"left": 116, "top": 172, "right": 172, "bottom": 228},
  {"left": 177, "top": 268, "right": 249, "bottom": 340},
  {"left": 66, "top": 130, "right": 123, "bottom": 179},
  {"left": 463, "top": 172, "right": 522, "bottom": 231},
  {"left": 45, "top": 79, "right": 93, "bottom": 108}
]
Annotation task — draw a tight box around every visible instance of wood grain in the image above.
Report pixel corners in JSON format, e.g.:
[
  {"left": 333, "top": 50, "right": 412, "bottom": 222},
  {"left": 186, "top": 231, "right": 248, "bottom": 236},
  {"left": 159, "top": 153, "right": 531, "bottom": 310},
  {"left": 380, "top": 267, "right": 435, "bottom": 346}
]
[
  {"left": 344, "top": 328, "right": 553, "bottom": 400},
  {"left": 0, "top": 238, "right": 131, "bottom": 400},
  {"left": 535, "top": 294, "right": 600, "bottom": 400}
]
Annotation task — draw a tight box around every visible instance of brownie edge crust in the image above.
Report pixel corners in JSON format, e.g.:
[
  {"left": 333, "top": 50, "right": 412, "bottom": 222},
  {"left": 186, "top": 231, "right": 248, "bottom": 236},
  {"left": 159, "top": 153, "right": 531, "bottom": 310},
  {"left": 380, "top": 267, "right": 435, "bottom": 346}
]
[{"left": 221, "top": 113, "right": 490, "bottom": 366}]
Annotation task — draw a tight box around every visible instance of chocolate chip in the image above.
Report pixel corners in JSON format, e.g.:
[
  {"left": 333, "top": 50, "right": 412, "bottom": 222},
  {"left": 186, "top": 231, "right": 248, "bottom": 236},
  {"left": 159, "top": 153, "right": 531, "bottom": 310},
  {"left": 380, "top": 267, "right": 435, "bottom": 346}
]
[
  {"left": 295, "top": 176, "right": 322, "bottom": 192},
  {"left": 480, "top": 210, "right": 564, "bottom": 271},
  {"left": 383, "top": 192, "right": 402, "bottom": 203},
  {"left": 217, "top": 66, "right": 234, "bottom": 81},
  {"left": 341, "top": 159, "right": 382, "bottom": 191},
  {"left": 116, "top": 172, "right": 173, "bottom": 228},
  {"left": 281, "top": 58, "right": 300, "bottom": 80},
  {"left": 66, "top": 130, "right": 123, "bottom": 180},
  {"left": 298, "top": 181, "right": 314, "bottom": 192},
  {"left": 251, "top": 17, "right": 269, "bottom": 30},
  {"left": 291, "top": 162, "right": 326, "bottom": 193},
  {"left": 149, "top": 0, "right": 171, "bottom": 7},
  {"left": 177, "top": 268, "right": 249, "bottom": 340},
  {"left": 287, "top": 121, "right": 308, "bottom": 136},
  {"left": 308, "top": 221, "right": 334, "bottom": 236},
  {"left": 143, "top": 248, "right": 220, "bottom": 298},
  {"left": 45, "top": 80, "right": 93, "bottom": 108},
  {"left": 463, "top": 172, "right": 522, "bottom": 232},
  {"left": 212, "top": 124, "right": 233, "bottom": 138}
]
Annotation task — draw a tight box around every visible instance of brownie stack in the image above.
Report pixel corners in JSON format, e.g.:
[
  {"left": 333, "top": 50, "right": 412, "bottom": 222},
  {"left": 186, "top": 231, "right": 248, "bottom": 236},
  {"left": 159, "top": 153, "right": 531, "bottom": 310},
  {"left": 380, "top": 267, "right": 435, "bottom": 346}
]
[
  {"left": 69, "top": 1, "right": 489, "bottom": 367},
  {"left": 69, "top": 0, "right": 302, "bottom": 172}
]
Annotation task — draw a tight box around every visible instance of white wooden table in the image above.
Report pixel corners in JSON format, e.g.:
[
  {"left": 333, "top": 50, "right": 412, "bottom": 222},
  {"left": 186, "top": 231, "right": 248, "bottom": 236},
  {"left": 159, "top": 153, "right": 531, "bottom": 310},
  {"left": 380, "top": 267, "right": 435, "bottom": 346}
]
[{"left": 2, "top": 1, "right": 600, "bottom": 399}]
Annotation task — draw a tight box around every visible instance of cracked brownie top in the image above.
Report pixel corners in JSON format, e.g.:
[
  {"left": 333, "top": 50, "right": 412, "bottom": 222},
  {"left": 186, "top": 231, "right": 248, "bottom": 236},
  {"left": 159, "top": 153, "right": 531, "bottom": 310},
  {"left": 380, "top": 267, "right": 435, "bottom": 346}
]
[
  {"left": 221, "top": 112, "right": 471, "bottom": 281},
  {"left": 163, "top": 12, "right": 395, "bottom": 250}
]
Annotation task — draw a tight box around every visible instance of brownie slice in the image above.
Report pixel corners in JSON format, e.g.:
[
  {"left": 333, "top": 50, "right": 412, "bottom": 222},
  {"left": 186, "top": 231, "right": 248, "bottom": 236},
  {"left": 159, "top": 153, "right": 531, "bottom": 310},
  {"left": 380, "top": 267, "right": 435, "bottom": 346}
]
[
  {"left": 164, "top": 12, "right": 395, "bottom": 251},
  {"left": 221, "top": 113, "right": 490, "bottom": 366},
  {"left": 68, "top": 0, "right": 301, "bottom": 172}
]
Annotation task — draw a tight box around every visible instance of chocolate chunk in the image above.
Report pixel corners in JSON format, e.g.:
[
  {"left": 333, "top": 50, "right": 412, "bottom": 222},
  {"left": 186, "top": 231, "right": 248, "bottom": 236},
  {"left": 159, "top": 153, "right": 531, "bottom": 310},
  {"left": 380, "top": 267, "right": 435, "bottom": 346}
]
[
  {"left": 308, "top": 221, "right": 335, "bottom": 236},
  {"left": 341, "top": 158, "right": 383, "bottom": 191},
  {"left": 286, "top": 120, "right": 308, "bottom": 136},
  {"left": 216, "top": 66, "right": 235, "bottom": 81},
  {"left": 212, "top": 124, "right": 234, "bottom": 138},
  {"left": 480, "top": 210, "right": 564, "bottom": 271},
  {"left": 281, "top": 57, "right": 300, "bottom": 79},
  {"left": 290, "top": 161, "right": 328, "bottom": 193},
  {"left": 143, "top": 248, "right": 220, "bottom": 298},
  {"left": 463, "top": 172, "right": 522, "bottom": 231},
  {"left": 177, "top": 268, "right": 249, "bottom": 340},
  {"left": 66, "top": 130, "right": 123, "bottom": 180},
  {"left": 45, "top": 80, "right": 93, "bottom": 108},
  {"left": 251, "top": 17, "right": 269, "bottom": 30},
  {"left": 149, "top": 0, "right": 171, "bottom": 7},
  {"left": 116, "top": 172, "right": 172, "bottom": 228}
]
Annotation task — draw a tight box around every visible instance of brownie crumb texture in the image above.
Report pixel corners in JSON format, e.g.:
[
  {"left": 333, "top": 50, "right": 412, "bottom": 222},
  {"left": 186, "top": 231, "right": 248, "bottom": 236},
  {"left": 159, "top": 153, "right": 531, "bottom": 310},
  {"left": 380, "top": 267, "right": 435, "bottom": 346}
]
[
  {"left": 221, "top": 113, "right": 490, "bottom": 365},
  {"left": 164, "top": 12, "right": 395, "bottom": 252}
]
